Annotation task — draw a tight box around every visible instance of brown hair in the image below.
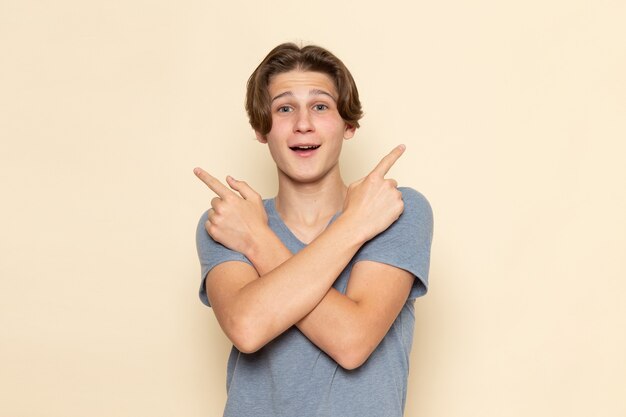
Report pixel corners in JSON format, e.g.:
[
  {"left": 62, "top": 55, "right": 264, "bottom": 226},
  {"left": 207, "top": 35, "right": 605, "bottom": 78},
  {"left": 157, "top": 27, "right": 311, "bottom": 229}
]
[{"left": 246, "top": 43, "right": 363, "bottom": 135}]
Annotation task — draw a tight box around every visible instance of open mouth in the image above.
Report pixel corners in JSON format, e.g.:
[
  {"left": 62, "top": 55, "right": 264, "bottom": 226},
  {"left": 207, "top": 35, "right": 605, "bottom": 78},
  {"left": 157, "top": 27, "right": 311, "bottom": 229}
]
[{"left": 289, "top": 145, "right": 321, "bottom": 151}]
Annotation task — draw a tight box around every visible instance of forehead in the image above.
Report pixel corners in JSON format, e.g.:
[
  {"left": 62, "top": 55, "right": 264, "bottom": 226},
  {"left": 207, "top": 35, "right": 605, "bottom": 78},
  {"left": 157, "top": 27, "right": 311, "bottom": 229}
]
[{"left": 268, "top": 70, "right": 337, "bottom": 98}]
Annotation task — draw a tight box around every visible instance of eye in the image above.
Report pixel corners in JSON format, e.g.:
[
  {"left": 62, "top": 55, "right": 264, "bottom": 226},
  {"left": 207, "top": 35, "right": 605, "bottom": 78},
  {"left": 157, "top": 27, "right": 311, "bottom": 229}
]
[
  {"left": 313, "top": 104, "right": 328, "bottom": 111},
  {"left": 277, "top": 105, "right": 293, "bottom": 113}
]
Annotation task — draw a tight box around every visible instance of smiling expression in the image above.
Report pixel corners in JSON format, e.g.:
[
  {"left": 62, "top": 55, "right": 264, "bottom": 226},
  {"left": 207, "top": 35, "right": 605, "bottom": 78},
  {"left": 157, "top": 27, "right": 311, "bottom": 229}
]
[{"left": 256, "top": 70, "right": 356, "bottom": 185}]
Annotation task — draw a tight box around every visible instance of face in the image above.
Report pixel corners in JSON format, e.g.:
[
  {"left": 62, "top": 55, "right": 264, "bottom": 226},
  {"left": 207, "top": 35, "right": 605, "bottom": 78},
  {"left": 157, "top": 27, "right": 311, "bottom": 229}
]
[{"left": 256, "top": 70, "right": 356, "bottom": 184}]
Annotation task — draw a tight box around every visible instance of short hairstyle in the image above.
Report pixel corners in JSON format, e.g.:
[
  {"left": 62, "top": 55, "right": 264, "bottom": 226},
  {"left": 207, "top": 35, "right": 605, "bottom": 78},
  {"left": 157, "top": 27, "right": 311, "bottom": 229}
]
[{"left": 246, "top": 43, "right": 363, "bottom": 135}]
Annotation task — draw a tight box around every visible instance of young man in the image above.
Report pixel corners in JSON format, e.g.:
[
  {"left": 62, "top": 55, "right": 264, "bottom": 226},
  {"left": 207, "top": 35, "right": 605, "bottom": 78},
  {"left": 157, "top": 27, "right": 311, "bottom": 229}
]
[{"left": 195, "top": 43, "right": 433, "bottom": 417}]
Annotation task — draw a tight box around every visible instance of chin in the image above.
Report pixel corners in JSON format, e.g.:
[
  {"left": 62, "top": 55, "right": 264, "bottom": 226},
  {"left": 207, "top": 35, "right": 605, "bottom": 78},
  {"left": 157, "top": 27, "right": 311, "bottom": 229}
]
[
  {"left": 280, "top": 168, "right": 326, "bottom": 184},
  {"left": 278, "top": 161, "right": 340, "bottom": 185},
  {"left": 290, "top": 173, "right": 325, "bottom": 184}
]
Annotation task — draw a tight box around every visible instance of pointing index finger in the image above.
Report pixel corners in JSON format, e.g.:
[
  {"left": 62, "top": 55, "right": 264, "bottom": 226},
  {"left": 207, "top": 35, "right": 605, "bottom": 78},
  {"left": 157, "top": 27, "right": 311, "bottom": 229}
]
[
  {"left": 370, "top": 144, "right": 406, "bottom": 177},
  {"left": 193, "top": 167, "right": 232, "bottom": 198}
]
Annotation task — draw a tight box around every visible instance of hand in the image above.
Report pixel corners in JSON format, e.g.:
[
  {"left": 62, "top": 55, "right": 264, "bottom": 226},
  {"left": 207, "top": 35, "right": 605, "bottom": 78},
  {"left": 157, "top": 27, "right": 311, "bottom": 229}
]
[
  {"left": 194, "top": 168, "right": 268, "bottom": 256},
  {"left": 342, "top": 144, "right": 406, "bottom": 242}
]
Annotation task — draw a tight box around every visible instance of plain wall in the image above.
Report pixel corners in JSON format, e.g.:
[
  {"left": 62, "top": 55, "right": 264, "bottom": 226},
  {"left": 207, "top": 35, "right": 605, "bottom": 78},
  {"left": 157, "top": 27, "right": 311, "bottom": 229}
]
[{"left": 1, "top": 1, "right": 624, "bottom": 416}]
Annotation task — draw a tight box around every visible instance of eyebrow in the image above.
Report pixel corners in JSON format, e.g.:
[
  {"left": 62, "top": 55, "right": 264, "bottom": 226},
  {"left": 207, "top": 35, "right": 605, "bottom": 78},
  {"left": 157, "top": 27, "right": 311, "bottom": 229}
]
[{"left": 271, "top": 89, "right": 337, "bottom": 103}]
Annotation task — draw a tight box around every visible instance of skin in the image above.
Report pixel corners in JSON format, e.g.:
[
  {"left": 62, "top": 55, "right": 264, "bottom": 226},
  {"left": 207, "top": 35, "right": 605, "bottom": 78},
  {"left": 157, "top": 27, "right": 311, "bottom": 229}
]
[{"left": 194, "top": 70, "right": 414, "bottom": 369}]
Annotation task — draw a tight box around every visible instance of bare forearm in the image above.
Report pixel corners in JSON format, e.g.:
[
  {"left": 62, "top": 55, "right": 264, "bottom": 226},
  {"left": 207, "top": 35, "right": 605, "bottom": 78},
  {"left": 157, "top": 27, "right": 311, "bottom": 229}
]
[
  {"left": 247, "top": 228, "right": 368, "bottom": 364},
  {"left": 226, "top": 216, "right": 365, "bottom": 351},
  {"left": 297, "top": 288, "right": 370, "bottom": 362},
  {"left": 199, "top": 146, "right": 408, "bottom": 354}
]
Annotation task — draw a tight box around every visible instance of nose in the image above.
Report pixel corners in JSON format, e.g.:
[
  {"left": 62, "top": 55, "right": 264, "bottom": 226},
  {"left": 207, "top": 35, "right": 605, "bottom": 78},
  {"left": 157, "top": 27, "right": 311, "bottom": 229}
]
[{"left": 294, "top": 109, "right": 314, "bottom": 134}]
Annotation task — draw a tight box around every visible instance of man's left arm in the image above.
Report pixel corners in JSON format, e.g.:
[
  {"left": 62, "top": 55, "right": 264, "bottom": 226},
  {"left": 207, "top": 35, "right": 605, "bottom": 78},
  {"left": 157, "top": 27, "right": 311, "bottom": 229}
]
[
  {"left": 240, "top": 231, "right": 414, "bottom": 370},
  {"left": 300, "top": 263, "right": 414, "bottom": 369},
  {"left": 194, "top": 157, "right": 432, "bottom": 367},
  {"left": 216, "top": 178, "right": 430, "bottom": 370}
]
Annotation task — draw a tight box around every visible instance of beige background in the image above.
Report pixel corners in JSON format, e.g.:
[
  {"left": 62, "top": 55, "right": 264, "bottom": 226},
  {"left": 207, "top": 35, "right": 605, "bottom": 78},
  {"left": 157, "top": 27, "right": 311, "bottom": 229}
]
[{"left": 1, "top": 0, "right": 625, "bottom": 416}]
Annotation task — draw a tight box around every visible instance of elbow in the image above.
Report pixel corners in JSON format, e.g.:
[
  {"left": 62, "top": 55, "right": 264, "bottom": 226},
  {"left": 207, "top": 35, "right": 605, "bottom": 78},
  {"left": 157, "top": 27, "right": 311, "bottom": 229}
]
[
  {"left": 226, "top": 316, "right": 268, "bottom": 354},
  {"left": 335, "top": 350, "right": 371, "bottom": 370},
  {"left": 332, "top": 340, "right": 374, "bottom": 371},
  {"left": 231, "top": 334, "right": 263, "bottom": 354},
  {"left": 336, "top": 355, "right": 366, "bottom": 371}
]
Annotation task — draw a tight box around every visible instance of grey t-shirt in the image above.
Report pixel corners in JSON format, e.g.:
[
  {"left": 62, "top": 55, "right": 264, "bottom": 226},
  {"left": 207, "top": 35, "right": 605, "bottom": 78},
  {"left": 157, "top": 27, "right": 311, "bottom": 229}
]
[{"left": 196, "top": 187, "right": 433, "bottom": 417}]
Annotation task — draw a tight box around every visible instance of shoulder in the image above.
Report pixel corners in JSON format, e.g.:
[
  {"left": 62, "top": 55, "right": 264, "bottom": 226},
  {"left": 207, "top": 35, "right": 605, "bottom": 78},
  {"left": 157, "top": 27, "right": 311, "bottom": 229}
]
[
  {"left": 195, "top": 209, "right": 252, "bottom": 306},
  {"left": 196, "top": 210, "right": 209, "bottom": 239},
  {"left": 359, "top": 186, "right": 433, "bottom": 261},
  {"left": 360, "top": 186, "right": 433, "bottom": 245},
  {"left": 399, "top": 187, "right": 432, "bottom": 214},
  {"left": 195, "top": 209, "right": 212, "bottom": 247},
  {"left": 354, "top": 187, "right": 434, "bottom": 297},
  {"left": 196, "top": 210, "right": 223, "bottom": 265},
  {"left": 397, "top": 187, "right": 434, "bottom": 231}
]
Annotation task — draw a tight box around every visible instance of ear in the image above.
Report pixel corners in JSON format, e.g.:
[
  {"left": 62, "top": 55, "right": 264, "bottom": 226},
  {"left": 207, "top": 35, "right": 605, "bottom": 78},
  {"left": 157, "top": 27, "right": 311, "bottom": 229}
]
[
  {"left": 343, "top": 123, "right": 356, "bottom": 140},
  {"left": 255, "top": 131, "right": 267, "bottom": 143}
]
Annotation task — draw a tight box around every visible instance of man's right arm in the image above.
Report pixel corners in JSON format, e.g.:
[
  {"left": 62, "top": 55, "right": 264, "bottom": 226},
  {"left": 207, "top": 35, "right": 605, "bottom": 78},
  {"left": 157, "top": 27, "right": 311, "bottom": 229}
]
[
  {"left": 197, "top": 145, "right": 406, "bottom": 354},
  {"left": 205, "top": 213, "right": 370, "bottom": 353}
]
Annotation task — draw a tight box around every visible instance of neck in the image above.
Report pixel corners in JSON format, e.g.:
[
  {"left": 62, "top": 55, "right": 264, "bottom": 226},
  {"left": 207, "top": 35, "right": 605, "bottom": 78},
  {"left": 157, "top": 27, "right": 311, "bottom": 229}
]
[{"left": 274, "top": 168, "right": 347, "bottom": 230}]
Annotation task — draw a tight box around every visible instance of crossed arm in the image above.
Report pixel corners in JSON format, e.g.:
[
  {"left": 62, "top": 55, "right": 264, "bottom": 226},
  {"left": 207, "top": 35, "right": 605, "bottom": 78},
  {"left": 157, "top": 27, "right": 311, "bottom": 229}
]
[{"left": 195, "top": 146, "right": 414, "bottom": 369}]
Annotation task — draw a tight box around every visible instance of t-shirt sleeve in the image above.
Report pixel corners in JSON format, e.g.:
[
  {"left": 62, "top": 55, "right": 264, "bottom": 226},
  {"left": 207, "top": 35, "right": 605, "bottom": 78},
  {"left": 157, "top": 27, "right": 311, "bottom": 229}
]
[
  {"left": 352, "top": 187, "right": 434, "bottom": 299},
  {"left": 195, "top": 210, "right": 252, "bottom": 307}
]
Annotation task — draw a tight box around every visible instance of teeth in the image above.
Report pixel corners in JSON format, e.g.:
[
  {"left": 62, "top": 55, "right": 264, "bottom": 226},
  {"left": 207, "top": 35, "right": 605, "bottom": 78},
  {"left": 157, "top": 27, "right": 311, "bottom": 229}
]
[{"left": 291, "top": 145, "right": 320, "bottom": 150}]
